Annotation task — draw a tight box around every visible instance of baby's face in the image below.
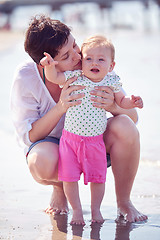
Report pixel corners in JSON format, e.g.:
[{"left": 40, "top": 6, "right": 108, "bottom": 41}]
[{"left": 82, "top": 46, "right": 115, "bottom": 82}]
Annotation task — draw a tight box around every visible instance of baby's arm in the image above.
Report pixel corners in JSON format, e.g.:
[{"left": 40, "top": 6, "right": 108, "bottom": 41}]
[
  {"left": 40, "top": 52, "right": 65, "bottom": 85},
  {"left": 115, "top": 90, "right": 143, "bottom": 109}
]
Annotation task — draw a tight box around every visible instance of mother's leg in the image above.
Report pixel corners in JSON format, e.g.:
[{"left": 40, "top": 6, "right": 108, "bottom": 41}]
[
  {"left": 104, "top": 115, "right": 148, "bottom": 222},
  {"left": 27, "top": 141, "right": 68, "bottom": 214}
]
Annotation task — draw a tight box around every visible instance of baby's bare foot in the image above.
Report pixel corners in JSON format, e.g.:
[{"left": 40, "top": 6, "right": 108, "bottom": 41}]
[
  {"left": 45, "top": 186, "right": 68, "bottom": 215},
  {"left": 116, "top": 200, "right": 148, "bottom": 222},
  {"left": 70, "top": 209, "right": 85, "bottom": 225},
  {"left": 91, "top": 209, "right": 104, "bottom": 223}
]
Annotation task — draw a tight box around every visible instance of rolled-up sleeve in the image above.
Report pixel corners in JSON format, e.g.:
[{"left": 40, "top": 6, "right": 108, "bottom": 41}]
[{"left": 11, "top": 66, "right": 40, "bottom": 146}]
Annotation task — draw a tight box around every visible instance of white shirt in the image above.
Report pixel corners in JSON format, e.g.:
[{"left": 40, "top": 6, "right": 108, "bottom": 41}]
[
  {"left": 63, "top": 70, "right": 122, "bottom": 136},
  {"left": 10, "top": 61, "right": 65, "bottom": 153}
]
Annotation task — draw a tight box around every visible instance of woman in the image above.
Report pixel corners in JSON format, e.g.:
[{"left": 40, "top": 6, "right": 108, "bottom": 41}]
[{"left": 11, "top": 15, "right": 147, "bottom": 222}]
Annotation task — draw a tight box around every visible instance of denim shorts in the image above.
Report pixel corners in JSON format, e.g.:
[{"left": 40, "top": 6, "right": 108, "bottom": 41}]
[
  {"left": 26, "top": 136, "right": 111, "bottom": 168},
  {"left": 26, "top": 136, "right": 59, "bottom": 158}
]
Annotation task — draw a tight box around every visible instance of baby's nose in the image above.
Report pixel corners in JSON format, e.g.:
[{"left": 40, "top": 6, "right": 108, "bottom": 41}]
[{"left": 92, "top": 59, "right": 98, "bottom": 65}]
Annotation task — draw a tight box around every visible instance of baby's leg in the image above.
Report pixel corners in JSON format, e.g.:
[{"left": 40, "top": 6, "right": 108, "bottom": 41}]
[
  {"left": 63, "top": 181, "right": 85, "bottom": 225},
  {"left": 90, "top": 182, "right": 105, "bottom": 223}
]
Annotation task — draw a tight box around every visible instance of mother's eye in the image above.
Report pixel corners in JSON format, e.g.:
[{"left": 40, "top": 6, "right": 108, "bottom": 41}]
[{"left": 62, "top": 54, "right": 69, "bottom": 60}]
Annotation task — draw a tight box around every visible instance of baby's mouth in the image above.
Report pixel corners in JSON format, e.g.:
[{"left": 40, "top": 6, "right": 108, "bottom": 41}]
[{"left": 91, "top": 68, "right": 99, "bottom": 73}]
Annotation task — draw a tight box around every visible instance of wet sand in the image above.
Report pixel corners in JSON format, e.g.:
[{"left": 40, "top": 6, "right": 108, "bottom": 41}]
[
  {"left": 0, "top": 133, "right": 160, "bottom": 239},
  {"left": 1, "top": 22, "right": 160, "bottom": 239}
]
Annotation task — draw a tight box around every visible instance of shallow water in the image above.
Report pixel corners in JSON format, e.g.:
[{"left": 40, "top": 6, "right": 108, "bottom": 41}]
[{"left": 0, "top": 135, "right": 160, "bottom": 239}]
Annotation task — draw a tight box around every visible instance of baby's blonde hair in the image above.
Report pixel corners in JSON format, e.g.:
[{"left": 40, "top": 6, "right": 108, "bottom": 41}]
[{"left": 81, "top": 35, "right": 115, "bottom": 61}]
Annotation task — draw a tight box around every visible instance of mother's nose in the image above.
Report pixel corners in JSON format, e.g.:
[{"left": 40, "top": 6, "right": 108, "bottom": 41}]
[{"left": 73, "top": 50, "right": 81, "bottom": 60}]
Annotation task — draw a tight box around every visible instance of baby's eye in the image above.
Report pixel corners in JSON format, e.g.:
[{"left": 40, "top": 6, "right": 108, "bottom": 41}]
[
  {"left": 99, "top": 58, "right": 104, "bottom": 61},
  {"left": 86, "top": 57, "right": 91, "bottom": 60}
]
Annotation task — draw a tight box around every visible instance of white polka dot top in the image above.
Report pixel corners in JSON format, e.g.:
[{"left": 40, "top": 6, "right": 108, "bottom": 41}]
[{"left": 63, "top": 70, "right": 122, "bottom": 136}]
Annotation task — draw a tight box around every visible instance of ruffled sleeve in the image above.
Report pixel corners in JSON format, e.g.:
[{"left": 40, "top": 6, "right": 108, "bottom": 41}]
[
  {"left": 59, "top": 70, "right": 82, "bottom": 88},
  {"left": 105, "top": 71, "right": 122, "bottom": 93},
  {"left": 64, "top": 70, "right": 82, "bottom": 80}
]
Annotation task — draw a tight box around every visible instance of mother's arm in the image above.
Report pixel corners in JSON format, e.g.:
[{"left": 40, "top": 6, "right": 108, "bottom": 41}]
[
  {"left": 29, "top": 77, "right": 85, "bottom": 142},
  {"left": 90, "top": 86, "right": 138, "bottom": 124}
]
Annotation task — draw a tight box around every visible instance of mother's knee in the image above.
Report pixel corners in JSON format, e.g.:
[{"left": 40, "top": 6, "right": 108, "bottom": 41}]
[
  {"left": 106, "top": 115, "right": 139, "bottom": 142},
  {"left": 27, "top": 143, "right": 59, "bottom": 181}
]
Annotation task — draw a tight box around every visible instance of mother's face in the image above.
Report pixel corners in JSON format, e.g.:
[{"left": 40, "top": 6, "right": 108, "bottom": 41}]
[{"left": 54, "top": 34, "right": 82, "bottom": 72}]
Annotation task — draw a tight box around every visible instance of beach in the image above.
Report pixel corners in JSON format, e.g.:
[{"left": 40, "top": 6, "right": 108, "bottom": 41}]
[
  {"left": 1, "top": 128, "right": 160, "bottom": 239},
  {"left": 0, "top": 2, "right": 160, "bottom": 239}
]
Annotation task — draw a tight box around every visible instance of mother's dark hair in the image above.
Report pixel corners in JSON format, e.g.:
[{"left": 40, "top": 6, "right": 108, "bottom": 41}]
[{"left": 24, "top": 15, "right": 71, "bottom": 64}]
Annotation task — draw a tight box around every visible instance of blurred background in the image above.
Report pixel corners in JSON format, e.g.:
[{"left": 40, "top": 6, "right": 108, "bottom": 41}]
[
  {"left": 0, "top": 0, "right": 160, "bottom": 31},
  {"left": 0, "top": 1, "right": 160, "bottom": 239}
]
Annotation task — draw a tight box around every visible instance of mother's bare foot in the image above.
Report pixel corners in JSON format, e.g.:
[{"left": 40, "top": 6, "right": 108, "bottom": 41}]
[
  {"left": 45, "top": 185, "right": 68, "bottom": 215},
  {"left": 116, "top": 200, "right": 148, "bottom": 222}
]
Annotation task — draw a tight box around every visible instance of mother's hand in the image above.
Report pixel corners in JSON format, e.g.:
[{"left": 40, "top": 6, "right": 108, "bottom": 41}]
[
  {"left": 57, "top": 77, "right": 85, "bottom": 113},
  {"left": 90, "top": 86, "right": 115, "bottom": 112}
]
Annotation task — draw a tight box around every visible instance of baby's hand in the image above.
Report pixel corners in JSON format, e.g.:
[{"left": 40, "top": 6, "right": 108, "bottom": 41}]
[
  {"left": 131, "top": 95, "right": 143, "bottom": 108},
  {"left": 40, "top": 52, "right": 58, "bottom": 67}
]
